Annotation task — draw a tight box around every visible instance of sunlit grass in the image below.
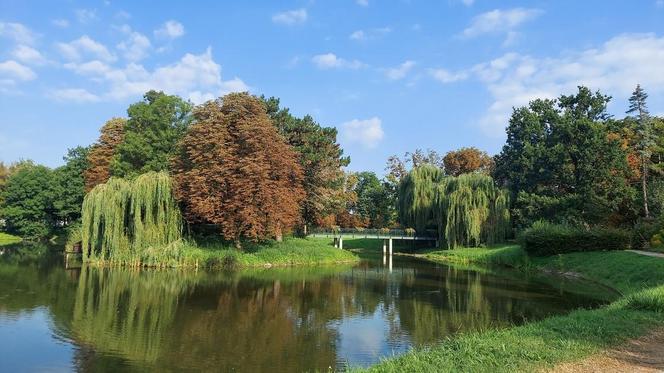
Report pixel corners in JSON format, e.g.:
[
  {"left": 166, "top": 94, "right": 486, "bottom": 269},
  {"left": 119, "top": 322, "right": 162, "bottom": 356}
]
[{"left": 0, "top": 232, "right": 22, "bottom": 246}]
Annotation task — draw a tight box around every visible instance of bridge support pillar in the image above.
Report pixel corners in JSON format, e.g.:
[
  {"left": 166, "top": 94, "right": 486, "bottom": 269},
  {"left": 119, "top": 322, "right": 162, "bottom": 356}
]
[
  {"left": 339, "top": 237, "right": 343, "bottom": 250},
  {"left": 389, "top": 238, "right": 393, "bottom": 256},
  {"left": 382, "top": 240, "right": 387, "bottom": 255},
  {"left": 333, "top": 237, "right": 338, "bottom": 248}
]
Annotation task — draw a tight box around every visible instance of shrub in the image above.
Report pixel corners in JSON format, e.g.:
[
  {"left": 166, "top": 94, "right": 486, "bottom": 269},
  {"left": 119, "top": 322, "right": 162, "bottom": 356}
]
[{"left": 520, "top": 221, "right": 630, "bottom": 256}]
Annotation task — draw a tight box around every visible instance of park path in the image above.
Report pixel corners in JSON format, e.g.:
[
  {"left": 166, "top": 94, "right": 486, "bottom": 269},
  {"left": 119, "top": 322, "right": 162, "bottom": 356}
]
[
  {"left": 627, "top": 249, "right": 664, "bottom": 258},
  {"left": 549, "top": 329, "right": 664, "bottom": 373}
]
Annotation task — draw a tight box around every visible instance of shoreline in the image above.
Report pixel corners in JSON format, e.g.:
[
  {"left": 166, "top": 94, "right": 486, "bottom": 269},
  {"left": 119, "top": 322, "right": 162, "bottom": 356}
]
[{"left": 356, "top": 246, "right": 664, "bottom": 372}]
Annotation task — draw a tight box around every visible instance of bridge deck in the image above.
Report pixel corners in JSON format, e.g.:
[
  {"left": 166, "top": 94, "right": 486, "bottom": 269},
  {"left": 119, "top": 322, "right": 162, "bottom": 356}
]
[{"left": 308, "top": 233, "right": 436, "bottom": 241}]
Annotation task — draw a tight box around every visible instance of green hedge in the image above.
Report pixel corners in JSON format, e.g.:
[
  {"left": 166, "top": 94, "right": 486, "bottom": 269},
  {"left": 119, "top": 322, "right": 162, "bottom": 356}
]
[{"left": 520, "top": 222, "right": 630, "bottom": 256}]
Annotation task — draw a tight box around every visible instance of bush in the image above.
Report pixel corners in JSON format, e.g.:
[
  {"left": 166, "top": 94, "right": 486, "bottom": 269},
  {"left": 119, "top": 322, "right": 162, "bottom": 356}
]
[{"left": 520, "top": 221, "right": 631, "bottom": 256}]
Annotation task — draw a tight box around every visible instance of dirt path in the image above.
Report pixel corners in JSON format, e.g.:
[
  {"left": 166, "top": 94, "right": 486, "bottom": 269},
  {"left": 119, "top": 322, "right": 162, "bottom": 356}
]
[
  {"left": 549, "top": 329, "right": 664, "bottom": 373},
  {"left": 627, "top": 250, "right": 664, "bottom": 258}
]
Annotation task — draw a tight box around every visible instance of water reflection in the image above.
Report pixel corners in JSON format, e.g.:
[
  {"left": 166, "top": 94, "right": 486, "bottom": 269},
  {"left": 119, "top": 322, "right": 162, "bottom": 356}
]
[{"left": 0, "top": 245, "right": 617, "bottom": 372}]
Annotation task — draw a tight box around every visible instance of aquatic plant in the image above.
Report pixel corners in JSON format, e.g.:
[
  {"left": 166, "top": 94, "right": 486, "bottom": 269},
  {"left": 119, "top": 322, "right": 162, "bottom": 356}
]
[{"left": 81, "top": 171, "right": 182, "bottom": 265}]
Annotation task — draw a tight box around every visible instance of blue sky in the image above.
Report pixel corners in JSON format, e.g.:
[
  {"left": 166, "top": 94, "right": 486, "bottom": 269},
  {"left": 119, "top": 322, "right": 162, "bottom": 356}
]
[{"left": 1, "top": 1, "right": 664, "bottom": 174}]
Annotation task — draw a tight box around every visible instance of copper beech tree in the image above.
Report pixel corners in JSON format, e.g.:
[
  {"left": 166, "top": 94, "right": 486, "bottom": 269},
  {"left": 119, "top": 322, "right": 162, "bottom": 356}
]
[
  {"left": 84, "top": 118, "right": 126, "bottom": 192},
  {"left": 172, "top": 93, "right": 304, "bottom": 246},
  {"left": 443, "top": 147, "right": 494, "bottom": 177}
]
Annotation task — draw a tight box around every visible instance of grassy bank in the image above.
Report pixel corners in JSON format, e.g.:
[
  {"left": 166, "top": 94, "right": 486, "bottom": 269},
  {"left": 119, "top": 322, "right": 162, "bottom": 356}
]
[
  {"left": 359, "top": 248, "right": 664, "bottom": 372},
  {"left": 85, "top": 237, "right": 359, "bottom": 269},
  {"left": 0, "top": 232, "right": 22, "bottom": 246}
]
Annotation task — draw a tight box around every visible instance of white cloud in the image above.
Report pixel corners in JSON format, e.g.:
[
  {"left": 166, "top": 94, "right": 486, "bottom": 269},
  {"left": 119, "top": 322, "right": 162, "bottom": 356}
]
[
  {"left": 11, "top": 45, "right": 47, "bottom": 65},
  {"left": 52, "top": 19, "right": 69, "bottom": 28},
  {"left": 0, "top": 60, "right": 36, "bottom": 81},
  {"left": 385, "top": 60, "right": 416, "bottom": 80},
  {"left": 56, "top": 35, "right": 116, "bottom": 62},
  {"left": 350, "top": 27, "right": 391, "bottom": 41},
  {"left": 154, "top": 20, "right": 185, "bottom": 39},
  {"left": 117, "top": 32, "right": 151, "bottom": 61},
  {"left": 432, "top": 33, "right": 664, "bottom": 136},
  {"left": 429, "top": 68, "right": 468, "bottom": 83},
  {"left": 357, "top": 0, "right": 369, "bottom": 6},
  {"left": 340, "top": 117, "right": 384, "bottom": 149},
  {"left": 0, "top": 22, "right": 38, "bottom": 45},
  {"left": 60, "top": 47, "right": 248, "bottom": 104},
  {"left": 461, "top": 0, "right": 475, "bottom": 6},
  {"left": 312, "top": 53, "right": 366, "bottom": 70},
  {"left": 75, "top": 9, "right": 97, "bottom": 24},
  {"left": 462, "top": 8, "right": 542, "bottom": 39},
  {"left": 48, "top": 88, "right": 100, "bottom": 103},
  {"left": 272, "top": 8, "right": 307, "bottom": 25}
]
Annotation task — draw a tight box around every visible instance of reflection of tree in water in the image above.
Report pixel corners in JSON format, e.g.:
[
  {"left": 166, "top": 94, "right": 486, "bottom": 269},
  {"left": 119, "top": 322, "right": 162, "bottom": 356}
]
[{"left": 71, "top": 266, "right": 194, "bottom": 364}]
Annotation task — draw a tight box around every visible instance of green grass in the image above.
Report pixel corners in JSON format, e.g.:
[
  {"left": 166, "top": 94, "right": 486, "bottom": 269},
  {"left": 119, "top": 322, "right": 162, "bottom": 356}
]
[
  {"left": 85, "top": 237, "right": 359, "bottom": 269},
  {"left": 358, "top": 247, "right": 664, "bottom": 372},
  {"left": 0, "top": 232, "right": 22, "bottom": 246}
]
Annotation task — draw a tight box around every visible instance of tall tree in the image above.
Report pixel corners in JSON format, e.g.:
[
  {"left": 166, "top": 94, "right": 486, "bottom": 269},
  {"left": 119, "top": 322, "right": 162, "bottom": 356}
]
[
  {"left": 52, "top": 147, "right": 89, "bottom": 225},
  {"left": 626, "top": 84, "right": 654, "bottom": 217},
  {"left": 0, "top": 163, "right": 56, "bottom": 238},
  {"left": 172, "top": 93, "right": 304, "bottom": 245},
  {"left": 85, "top": 118, "right": 126, "bottom": 192},
  {"left": 443, "top": 147, "right": 494, "bottom": 177},
  {"left": 262, "top": 97, "right": 349, "bottom": 232},
  {"left": 494, "top": 86, "right": 633, "bottom": 227},
  {"left": 354, "top": 172, "right": 395, "bottom": 228},
  {"left": 112, "top": 91, "right": 193, "bottom": 178}
]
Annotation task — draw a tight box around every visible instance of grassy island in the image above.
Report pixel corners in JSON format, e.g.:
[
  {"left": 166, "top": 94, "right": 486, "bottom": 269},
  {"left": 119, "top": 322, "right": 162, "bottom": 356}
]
[
  {"left": 358, "top": 247, "right": 664, "bottom": 373},
  {"left": 0, "top": 232, "right": 22, "bottom": 246}
]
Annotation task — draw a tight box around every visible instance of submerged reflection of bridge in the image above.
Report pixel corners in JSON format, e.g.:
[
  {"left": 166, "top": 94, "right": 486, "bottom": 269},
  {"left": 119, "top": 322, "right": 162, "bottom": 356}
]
[{"left": 308, "top": 228, "right": 438, "bottom": 254}]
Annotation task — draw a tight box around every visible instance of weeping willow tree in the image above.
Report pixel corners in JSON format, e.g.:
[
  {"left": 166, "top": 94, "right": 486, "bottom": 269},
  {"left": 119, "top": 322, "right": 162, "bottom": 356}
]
[
  {"left": 398, "top": 166, "right": 510, "bottom": 248},
  {"left": 81, "top": 171, "right": 183, "bottom": 265}
]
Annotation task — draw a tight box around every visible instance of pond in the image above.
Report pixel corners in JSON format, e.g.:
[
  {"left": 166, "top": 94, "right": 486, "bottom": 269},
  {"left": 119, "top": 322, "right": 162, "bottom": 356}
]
[{"left": 0, "top": 243, "right": 617, "bottom": 372}]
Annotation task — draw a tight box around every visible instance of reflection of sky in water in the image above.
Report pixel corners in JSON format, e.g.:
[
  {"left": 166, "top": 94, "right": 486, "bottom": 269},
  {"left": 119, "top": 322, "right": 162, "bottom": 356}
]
[
  {"left": 0, "top": 307, "right": 75, "bottom": 372},
  {"left": 333, "top": 303, "right": 411, "bottom": 368}
]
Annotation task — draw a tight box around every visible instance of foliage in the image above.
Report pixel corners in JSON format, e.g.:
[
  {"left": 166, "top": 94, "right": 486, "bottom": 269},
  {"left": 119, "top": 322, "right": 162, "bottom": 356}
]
[
  {"left": 520, "top": 221, "right": 630, "bottom": 256},
  {"left": 424, "top": 245, "right": 527, "bottom": 268},
  {"left": 84, "top": 118, "right": 126, "bottom": 192},
  {"left": 52, "top": 146, "right": 89, "bottom": 225},
  {"left": 172, "top": 93, "right": 304, "bottom": 244},
  {"left": 0, "top": 162, "right": 56, "bottom": 239},
  {"left": 263, "top": 96, "right": 350, "bottom": 229},
  {"left": 0, "top": 232, "right": 22, "bottom": 245},
  {"left": 112, "top": 91, "right": 193, "bottom": 178},
  {"left": 353, "top": 171, "right": 395, "bottom": 228},
  {"left": 398, "top": 165, "right": 510, "bottom": 248},
  {"left": 81, "top": 171, "right": 183, "bottom": 265},
  {"left": 443, "top": 147, "right": 494, "bottom": 177},
  {"left": 494, "top": 86, "right": 634, "bottom": 227}
]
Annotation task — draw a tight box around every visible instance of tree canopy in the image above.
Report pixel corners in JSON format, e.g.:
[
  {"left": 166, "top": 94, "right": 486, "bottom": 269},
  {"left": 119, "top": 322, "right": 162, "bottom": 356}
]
[
  {"left": 85, "top": 118, "right": 126, "bottom": 192},
  {"left": 172, "top": 93, "right": 304, "bottom": 244},
  {"left": 443, "top": 147, "right": 494, "bottom": 177}
]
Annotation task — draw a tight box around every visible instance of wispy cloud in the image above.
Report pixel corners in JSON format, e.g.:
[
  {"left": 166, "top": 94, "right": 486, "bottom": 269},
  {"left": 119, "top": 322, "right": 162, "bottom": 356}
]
[
  {"left": 75, "top": 9, "right": 97, "bottom": 24},
  {"left": 272, "top": 8, "right": 307, "bottom": 25},
  {"left": 312, "top": 53, "right": 367, "bottom": 70},
  {"left": 356, "top": 0, "right": 369, "bottom": 6},
  {"left": 11, "top": 45, "right": 48, "bottom": 65},
  {"left": 154, "top": 20, "right": 185, "bottom": 39},
  {"left": 340, "top": 117, "right": 384, "bottom": 148},
  {"left": 51, "top": 19, "right": 69, "bottom": 28},
  {"left": 461, "top": 8, "right": 542, "bottom": 44},
  {"left": 385, "top": 60, "right": 416, "bottom": 80},
  {"left": 48, "top": 88, "right": 100, "bottom": 103},
  {"left": 0, "top": 22, "right": 38, "bottom": 45},
  {"left": 349, "top": 27, "right": 391, "bottom": 41},
  {"left": 56, "top": 35, "right": 116, "bottom": 62}
]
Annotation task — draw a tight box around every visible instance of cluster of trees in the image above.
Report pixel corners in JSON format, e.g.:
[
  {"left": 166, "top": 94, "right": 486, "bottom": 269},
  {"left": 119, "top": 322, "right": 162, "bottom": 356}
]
[
  {"left": 2, "top": 84, "right": 662, "bottom": 249},
  {"left": 495, "top": 86, "right": 664, "bottom": 231}
]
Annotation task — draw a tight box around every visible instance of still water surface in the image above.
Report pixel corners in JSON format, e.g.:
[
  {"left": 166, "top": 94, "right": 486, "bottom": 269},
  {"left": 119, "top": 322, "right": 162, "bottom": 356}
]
[{"left": 0, "top": 244, "right": 616, "bottom": 372}]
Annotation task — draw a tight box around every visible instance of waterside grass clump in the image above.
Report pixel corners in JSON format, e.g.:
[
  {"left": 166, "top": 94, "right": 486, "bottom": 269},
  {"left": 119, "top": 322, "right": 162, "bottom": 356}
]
[
  {"left": 358, "top": 248, "right": 664, "bottom": 372},
  {"left": 0, "top": 232, "right": 22, "bottom": 246}
]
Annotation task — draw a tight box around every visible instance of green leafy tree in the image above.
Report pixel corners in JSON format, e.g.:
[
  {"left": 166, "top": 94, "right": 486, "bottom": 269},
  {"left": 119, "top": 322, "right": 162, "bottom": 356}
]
[
  {"left": 494, "top": 86, "right": 634, "bottom": 227},
  {"left": 262, "top": 96, "right": 350, "bottom": 231},
  {"left": 52, "top": 146, "right": 89, "bottom": 225},
  {"left": 626, "top": 84, "right": 655, "bottom": 217},
  {"left": 0, "top": 163, "right": 56, "bottom": 238},
  {"left": 112, "top": 91, "right": 193, "bottom": 177},
  {"left": 354, "top": 172, "right": 395, "bottom": 228}
]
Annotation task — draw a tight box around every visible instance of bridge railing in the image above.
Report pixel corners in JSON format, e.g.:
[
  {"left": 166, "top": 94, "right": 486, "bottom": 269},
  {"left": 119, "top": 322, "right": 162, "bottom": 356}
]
[{"left": 308, "top": 228, "right": 436, "bottom": 240}]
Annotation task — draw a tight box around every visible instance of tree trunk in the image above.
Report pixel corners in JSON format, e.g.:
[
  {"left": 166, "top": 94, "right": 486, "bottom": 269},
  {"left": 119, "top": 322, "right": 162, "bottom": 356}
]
[
  {"left": 643, "top": 156, "right": 650, "bottom": 218},
  {"left": 275, "top": 224, "right": 283, "bottom": 242}
]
